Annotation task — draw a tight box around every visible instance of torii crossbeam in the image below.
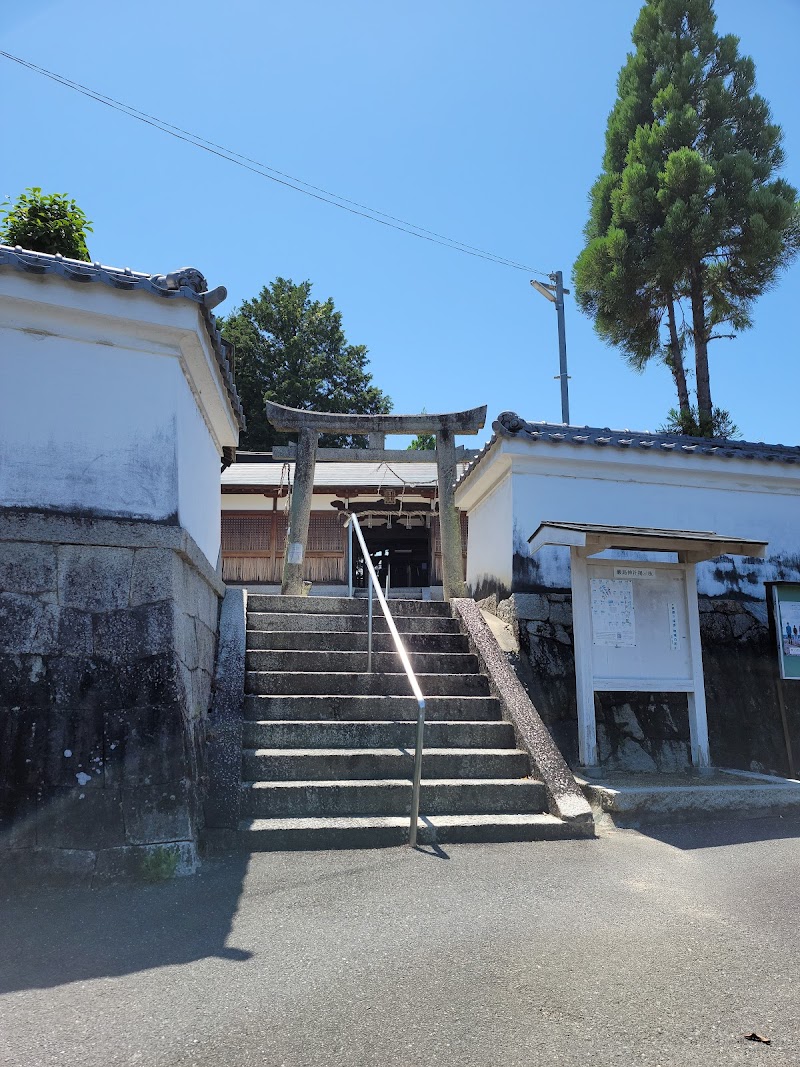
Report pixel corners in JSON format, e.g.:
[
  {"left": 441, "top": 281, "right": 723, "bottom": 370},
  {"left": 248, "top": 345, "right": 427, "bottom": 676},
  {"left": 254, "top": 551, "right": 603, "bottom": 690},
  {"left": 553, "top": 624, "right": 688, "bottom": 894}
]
[{"left": 264, "top": 401, "right": 487, "bottom": 600}]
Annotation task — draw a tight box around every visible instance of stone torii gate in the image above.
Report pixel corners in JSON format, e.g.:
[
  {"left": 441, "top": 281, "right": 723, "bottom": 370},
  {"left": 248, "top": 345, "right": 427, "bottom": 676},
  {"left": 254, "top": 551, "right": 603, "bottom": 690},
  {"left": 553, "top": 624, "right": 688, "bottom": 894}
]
[{"left": 265, "top": 401, "right": 487, "bottom": 600}]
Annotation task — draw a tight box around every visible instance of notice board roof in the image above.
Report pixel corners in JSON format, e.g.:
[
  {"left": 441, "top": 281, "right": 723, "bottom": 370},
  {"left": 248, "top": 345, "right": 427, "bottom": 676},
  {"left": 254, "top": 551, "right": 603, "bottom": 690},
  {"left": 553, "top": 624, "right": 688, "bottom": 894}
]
[{"left": 527, "top": 521, "right": 768, "bottom": 562}]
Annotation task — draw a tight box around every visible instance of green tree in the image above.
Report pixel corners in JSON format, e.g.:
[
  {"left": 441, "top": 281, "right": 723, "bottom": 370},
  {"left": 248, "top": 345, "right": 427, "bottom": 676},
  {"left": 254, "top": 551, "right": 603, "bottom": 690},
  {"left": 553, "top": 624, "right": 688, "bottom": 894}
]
[
  {"left": 574, "top": 0, "right": 799, "bottom": 436},
  {"left": 0, "top": 187, "right": 92, "bottom": 261},
  {"left": 220, "top": 278, "right": 392, "bottom": 450},
  {"left": 407, "top": 409, "right": 436, "bottom": 451},
  {"left": 407, "top": 432, "right": 436, "bottom": 451}
]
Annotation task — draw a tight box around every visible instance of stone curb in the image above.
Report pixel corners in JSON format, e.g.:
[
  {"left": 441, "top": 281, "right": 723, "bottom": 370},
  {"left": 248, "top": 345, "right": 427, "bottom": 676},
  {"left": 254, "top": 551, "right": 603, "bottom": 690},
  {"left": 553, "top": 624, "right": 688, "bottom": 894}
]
[
  {"left": 580, "top": 774, "right": 800, "bottom": 827},
  {"left": 450, "top": 598, "right": 594, "bottom": 832},
  {"left": 0, "top": 841, "right": 199, "bottom": 889}
]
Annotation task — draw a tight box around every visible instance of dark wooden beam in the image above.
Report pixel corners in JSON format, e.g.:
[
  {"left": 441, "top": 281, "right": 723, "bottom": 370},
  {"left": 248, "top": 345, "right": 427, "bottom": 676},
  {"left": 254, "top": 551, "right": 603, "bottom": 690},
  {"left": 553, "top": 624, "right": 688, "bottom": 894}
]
[
  {"left": 331, "top": 500, "right": 437, "bottom": 515},
  {"left": 222, "top": 485, "right": 438, "bottom": 498}
]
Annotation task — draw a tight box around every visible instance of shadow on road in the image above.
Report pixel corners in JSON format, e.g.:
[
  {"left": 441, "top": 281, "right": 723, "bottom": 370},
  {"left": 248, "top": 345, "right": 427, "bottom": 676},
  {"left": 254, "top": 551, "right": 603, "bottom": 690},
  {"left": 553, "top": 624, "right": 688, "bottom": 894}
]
[
  {"left": 633, "top": 813, "right": 800, "bottom": 850},
  {"left": 412, "top": 842, "right": 450, "bottom": 859},
  {"left": 0, "top": 854, "right": 252, "bottom": 995}
]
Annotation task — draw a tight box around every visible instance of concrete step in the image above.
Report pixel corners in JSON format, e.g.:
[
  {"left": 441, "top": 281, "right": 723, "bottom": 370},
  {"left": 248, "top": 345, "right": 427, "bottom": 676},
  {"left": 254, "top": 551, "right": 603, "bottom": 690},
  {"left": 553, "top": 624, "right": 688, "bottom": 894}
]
[
  {"left": 242, "top": 747, "right": 529, "bottom": 782},
  {"left": 246, "top": 629, "right": 469, "bottom": 654},
  {"left": 247, "top": 595, "right": 452, "bottom": 617},
  {"left": 246, "top": 611, "right": 460, "bottom": 635},
  {"left": 245, "top": 671, "right": 491, "bottom": 697},
  {"left": 245, "top": 649, "right": 480, "bottom": 675},
  {"left": 242, "top": 778, "right": 547, "bottom": 817},
  {"left": 580, "top": 770, "right": 800, "bottom": 826},
  {"left": 243, "top": 694, "right": 503, "bottom": 722},
  {"left": 210, "top": 813, "right": 579, "bottom": 851},
  {"left": 242, "top": 719, "right": 516, "bottom": 749},
  {"left": 353, "top": 587, "right": 442, "bottom": 602}
]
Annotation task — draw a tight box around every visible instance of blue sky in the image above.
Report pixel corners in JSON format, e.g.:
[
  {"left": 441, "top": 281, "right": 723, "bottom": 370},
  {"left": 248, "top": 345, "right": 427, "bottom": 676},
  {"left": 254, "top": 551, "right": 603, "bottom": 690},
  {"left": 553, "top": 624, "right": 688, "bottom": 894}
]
[{"left": 2, "top": 1, "right": 799, "bottom": 447}]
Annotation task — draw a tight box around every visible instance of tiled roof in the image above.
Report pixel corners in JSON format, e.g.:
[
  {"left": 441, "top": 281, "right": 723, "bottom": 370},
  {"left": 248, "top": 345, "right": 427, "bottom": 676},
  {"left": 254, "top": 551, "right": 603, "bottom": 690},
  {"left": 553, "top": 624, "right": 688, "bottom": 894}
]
[
  {"left": 222, "top": 460, "right": 467, "bottom": 490},
  {"left": 459, "top": 410, "right": 800, "bottom": 486},
  {"left": 0, "top": 245, "right": 245, "bottom": 429}
]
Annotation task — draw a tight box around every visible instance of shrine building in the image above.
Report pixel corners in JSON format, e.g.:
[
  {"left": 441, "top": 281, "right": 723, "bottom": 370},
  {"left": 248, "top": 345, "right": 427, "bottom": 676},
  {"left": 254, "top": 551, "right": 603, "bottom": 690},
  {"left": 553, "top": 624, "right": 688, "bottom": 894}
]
[{"left": 220, "top": 447, "right": 471, "bottom": 592}]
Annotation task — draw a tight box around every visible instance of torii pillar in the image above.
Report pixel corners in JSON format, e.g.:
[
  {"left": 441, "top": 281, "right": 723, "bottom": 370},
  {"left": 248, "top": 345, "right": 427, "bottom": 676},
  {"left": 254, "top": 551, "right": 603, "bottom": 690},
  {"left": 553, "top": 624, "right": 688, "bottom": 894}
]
[{"left": 264, "top": 401, "right": 487, "bottom": 600}]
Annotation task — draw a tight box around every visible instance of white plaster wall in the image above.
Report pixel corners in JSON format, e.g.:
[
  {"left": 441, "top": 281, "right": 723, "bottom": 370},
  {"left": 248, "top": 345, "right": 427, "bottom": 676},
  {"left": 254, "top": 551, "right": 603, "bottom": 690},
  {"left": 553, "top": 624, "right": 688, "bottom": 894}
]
[
  {"left": 177, "top": 371, "right": 224, "bottom": 565},
  {"left": 222, "top": 494, "right": 279, "bottom": 511},
  {"left": 0, "top": 325, "right": 178, "bottom": 520},
  {"left": 457, "top": 440, "right": 800, "bottom": 598},
  {"left": 463, "top": 472, "right": 513, "bottom": 594},
  {"left": 509, "top": 462, "right": 800, "bottom": 596},
  {"left": 508, "top": 464, "right": 800, "bottom": 554},
  {"left": 0, "top": 274, "right": 241, "bottom": 568},
  {"left": 222, "top": 493, "right": 338, "bottom": 512}
]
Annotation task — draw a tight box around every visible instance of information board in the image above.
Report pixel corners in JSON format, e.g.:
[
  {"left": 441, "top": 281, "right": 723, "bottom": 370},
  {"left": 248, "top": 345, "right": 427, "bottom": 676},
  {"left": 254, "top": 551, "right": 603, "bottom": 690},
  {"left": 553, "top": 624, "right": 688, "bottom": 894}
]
[
  {"left": 587, "top": 560, "right": 692, "bottom": 689},
  {"left": 772, "top": 583, "right": 800, "bottom": 681}
]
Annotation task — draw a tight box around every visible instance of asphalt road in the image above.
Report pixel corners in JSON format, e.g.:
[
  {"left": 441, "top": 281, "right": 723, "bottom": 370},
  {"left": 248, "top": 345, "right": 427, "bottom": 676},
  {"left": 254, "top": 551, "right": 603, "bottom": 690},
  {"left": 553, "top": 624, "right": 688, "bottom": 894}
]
[{"left": 2, "top": 818, "right": 799, "bottom": 1066}]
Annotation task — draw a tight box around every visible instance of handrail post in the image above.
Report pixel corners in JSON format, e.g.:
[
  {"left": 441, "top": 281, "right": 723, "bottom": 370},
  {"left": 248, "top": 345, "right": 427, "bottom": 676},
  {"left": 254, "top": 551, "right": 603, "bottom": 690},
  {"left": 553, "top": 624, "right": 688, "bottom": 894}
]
[
  {"left": 386, "top": 563, "right": 390, "bottom": 600},
  {"left": 347, "top": 516, "right": 353, "bottom": 598},
  {"left": 348, "top": 513, "right": 425, "bottom": 846},
  {"left": 408, "top": 699, "right": 425, "bottom": 847},
  {"left": 367, "top": 579, "right": 373, "bottom": 673}
]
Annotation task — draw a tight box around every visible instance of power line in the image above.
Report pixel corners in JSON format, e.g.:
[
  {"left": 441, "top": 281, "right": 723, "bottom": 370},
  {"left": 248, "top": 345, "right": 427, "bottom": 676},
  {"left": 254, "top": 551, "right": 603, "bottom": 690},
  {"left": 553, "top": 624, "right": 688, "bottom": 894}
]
[{"left": 0, "top": 50, "right": 552, "bottom": 277}]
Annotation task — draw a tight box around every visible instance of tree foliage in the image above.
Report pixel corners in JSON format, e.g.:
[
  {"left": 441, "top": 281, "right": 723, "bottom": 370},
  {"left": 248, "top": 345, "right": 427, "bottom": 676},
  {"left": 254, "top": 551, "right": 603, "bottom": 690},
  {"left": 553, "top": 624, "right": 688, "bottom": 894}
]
[
  {"left": 574, "top": 0, "right": 799, "bottom": 436},
  {"left": 407, "top": 410, "right": 436, "bottom": 451},
  {"left": 407, "top": 432, "right": 436, "bottom": 451},
  {"left": 220, "top": 278, "right": 392, "bottom": 451},
  {"left": 0, "top": 187, "right": 92, "bottom": 261},
  {"left": 661, "top": 403, "right": 738, "bottom": 437}
]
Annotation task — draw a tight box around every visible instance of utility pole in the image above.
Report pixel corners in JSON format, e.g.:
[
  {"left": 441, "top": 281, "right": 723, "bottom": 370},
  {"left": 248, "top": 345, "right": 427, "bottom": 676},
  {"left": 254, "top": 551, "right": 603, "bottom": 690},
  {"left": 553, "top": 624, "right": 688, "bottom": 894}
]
[{"left": 530, "top": 271, "right": 571, "bottom": 425}]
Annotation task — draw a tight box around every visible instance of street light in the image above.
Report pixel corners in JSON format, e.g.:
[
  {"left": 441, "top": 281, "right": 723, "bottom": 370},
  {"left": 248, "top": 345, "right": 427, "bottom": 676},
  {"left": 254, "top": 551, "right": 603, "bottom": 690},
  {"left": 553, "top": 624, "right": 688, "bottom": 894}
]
[{"left": 531, "top": 270, "right": 571, "bottom": 425}]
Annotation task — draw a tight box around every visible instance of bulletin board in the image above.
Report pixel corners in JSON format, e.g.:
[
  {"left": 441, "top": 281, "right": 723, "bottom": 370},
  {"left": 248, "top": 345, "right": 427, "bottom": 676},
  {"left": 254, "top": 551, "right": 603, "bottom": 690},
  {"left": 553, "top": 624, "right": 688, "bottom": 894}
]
[
  {"left": 526, "top": 520, "right": 767, "bottom": 771},
  {"left": 586, "top": 560, "right": 693, "bottom": 691}
]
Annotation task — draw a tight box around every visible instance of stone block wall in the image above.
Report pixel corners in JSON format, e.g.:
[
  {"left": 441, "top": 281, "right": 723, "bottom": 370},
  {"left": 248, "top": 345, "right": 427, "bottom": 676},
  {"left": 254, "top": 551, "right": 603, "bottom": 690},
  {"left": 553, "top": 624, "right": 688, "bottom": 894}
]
[
  {"left": 488, "top": 591, "right": 800, "bottom": 776},
  {"left": 0, "top": 510, "right": 224, "bottom": 884}
]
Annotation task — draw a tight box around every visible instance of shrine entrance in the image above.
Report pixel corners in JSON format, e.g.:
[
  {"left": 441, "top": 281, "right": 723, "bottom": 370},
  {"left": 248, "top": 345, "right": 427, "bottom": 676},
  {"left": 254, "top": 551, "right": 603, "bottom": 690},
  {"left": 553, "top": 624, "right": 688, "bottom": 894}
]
[
  {"left": 353, "top": 522, "right": 431, "bottom": 589},
  {"left": 264, "top": 400, "right": 486, "bottom": 600}
]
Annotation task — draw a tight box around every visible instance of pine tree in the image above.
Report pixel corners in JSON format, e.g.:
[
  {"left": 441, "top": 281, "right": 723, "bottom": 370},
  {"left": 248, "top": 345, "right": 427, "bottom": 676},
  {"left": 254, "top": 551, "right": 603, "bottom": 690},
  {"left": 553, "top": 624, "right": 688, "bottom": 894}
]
[{"left": 574, "top": 0, "right": 799, "bottom": 436}]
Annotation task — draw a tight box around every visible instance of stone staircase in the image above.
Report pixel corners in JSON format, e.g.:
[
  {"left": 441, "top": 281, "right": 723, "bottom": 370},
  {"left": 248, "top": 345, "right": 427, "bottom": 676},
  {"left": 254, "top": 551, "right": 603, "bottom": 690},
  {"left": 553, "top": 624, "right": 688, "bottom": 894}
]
[{"left": 235, "top": 594, "right": 578, "bottom": 849}]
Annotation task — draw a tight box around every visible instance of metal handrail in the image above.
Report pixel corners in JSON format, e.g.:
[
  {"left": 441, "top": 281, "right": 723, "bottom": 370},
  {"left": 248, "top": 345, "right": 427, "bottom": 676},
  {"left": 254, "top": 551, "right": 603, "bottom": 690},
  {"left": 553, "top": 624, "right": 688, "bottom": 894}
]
[{"left": 346, "top": 514, "right": 426, "bottom": 846}]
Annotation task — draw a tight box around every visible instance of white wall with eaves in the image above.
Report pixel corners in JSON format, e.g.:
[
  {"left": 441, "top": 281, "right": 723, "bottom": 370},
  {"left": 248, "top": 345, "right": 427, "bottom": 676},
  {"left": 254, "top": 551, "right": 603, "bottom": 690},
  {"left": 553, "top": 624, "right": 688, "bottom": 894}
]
[
  {"left": 0, "top": 272, "right": 239, "bottom": 566},
  {"left": 458, "top": 463, "right": 513, "bottom": 594},
  {"left": 455, "top": 437, "right": 800, "bottom": 598}
]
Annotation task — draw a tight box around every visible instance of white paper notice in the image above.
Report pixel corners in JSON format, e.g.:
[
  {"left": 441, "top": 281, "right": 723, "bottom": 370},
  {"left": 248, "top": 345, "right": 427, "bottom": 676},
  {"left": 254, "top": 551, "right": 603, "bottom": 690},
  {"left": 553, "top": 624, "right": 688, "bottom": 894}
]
[
  {"left": 590, "top": 578, "right": 636, "bottom": 647},
  {"left": 667, "top": 601, "right": 680, "bottom": 650},
  {"left": 286, "top": 542, "right": 304, "bottom": 565}
]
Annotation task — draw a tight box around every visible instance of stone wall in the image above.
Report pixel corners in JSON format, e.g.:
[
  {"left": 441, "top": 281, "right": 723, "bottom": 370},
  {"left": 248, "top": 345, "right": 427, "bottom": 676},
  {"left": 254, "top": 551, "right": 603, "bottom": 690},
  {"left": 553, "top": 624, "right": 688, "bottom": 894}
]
[
  {"left": 0, "top": 509, "right": 224, "bottom": 884},
  {"left": 490, "top": 591, "right": 800, "bottom": 777}
]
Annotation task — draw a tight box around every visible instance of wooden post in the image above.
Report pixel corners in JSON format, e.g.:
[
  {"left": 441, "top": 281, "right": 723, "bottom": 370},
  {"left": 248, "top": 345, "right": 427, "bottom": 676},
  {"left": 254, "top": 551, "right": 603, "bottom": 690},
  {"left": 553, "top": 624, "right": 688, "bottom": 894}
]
[
  {"left": 281, "top": 427, "right": 318, "bottom": 595},
  {"left": 435, "top": 426, "right": 466, "bottom": 601},
  {"left": 570, "top": 548, "right": 598, "bottom": 767},
  {"left": 684, "top": 562, "right": 711, "bottom": 768},
  {"left": 268, "top": 495, "right": 278, "bottom": 583},
  {"left": 775, "top": 679, "right": 796, "bottom": 779}
]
